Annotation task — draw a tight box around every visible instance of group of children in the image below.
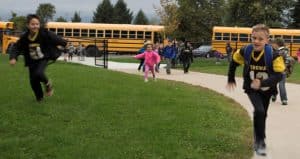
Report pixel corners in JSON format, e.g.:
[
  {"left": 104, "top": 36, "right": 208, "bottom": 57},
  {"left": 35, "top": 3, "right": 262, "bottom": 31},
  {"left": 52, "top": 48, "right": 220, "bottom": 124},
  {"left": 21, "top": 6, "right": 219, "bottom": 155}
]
[
  {"left": 134, "top": 40, "right": 194, "bottom": 82},
  {"left": 9, "top": 13, "right": 292, "bottom": 157}
]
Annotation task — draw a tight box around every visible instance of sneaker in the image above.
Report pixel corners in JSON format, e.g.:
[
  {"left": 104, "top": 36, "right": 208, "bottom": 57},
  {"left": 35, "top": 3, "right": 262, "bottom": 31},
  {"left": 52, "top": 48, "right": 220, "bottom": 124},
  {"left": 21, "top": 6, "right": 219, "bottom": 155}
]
[
  {"left": 144, "top": 79, "right": 148, "bottom": 83},
  {"left": 271, "top": 95, "right": 276, "bottom": 102},
  {"left": 255, "top": 140, "right": 267, "bottom": 156},
  {"left": 37, "top": 97, "right": 44, "bottom": 102},
  {"left": 45, "top": 81, "right": 53, "bottom": 97},
  {"left": 282, "top": 100, "right": 288, "bottom": 105}
]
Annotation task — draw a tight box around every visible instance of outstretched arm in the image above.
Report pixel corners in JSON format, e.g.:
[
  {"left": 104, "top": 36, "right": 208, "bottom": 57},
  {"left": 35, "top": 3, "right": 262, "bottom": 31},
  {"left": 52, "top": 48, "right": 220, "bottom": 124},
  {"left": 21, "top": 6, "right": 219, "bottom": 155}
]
[
  {"left": 47, "top": 30, "right": 67, "bottom": 47},
  {"left": 226, "top": 49, "right": 243, "bottom": 91},
  {"left": 9, "top": 40, "right": 23, "bottom": 66}
]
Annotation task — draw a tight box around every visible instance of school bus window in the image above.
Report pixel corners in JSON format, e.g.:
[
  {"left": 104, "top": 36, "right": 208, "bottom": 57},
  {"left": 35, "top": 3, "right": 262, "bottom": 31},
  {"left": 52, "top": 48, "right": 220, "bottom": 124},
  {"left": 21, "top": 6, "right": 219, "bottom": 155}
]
[
  {"left": 145, "top": 31, "right": 151, "bottom": 39},
  {"left": 274, "top": 35, "right": 282, "bottom": 38},
  {"left": 113, "top": 30, "right": 120, "bottom": 38},
  {"left": 89, "top": 29, "right": 96, "bottom": 37},
  {"left": 65, "top": 29, "right": 72, "bottom": 36},
  {"left": 283, "top": 35, "right": 292, "bottom": 43},
  {"left": 214, "top": 32, "right": 222, "bottom": 40},
  {"left": 222, "top": 33, "right": 230, "bottom": 41},
  {"left": 154, "top": 32, "right": 162, "bottom": 42},
  {"left": 239, "top": 34, "right": 249, "bottom": 42},
  {"left": 269, "top": 34, "right": 274, "bottom": 40},
  {"left": 81, "top": 29, "right": 88, "bottom": 37},
  {"left": 121, "top": 31, "right": 128, "bottom": 38},
  {"left": 137, "top": 31, "right": 144, "bottom": 39},
  {"left": 231, "top": 33, "right": 238, "bottom": 41},
  {"left": 105, "top": 30, "right": 112, "bottom": 38},
  {"left": 49, "top": 28, "right": 56, "bottom": 33},
  {"left": 129, "top": 31, "right": 136, "bottom": 39},
  {"left": 293, "top": 36, "right": 300, "bottom": 43},
  {"left": 97, "top": 30, "right": 104, "bottom": 38},
  {"left": 73, "top": 29, "right": 80, "bottom": 37},
  {"left": 57, "top": 28, "right": 64, "bottom": 36}
]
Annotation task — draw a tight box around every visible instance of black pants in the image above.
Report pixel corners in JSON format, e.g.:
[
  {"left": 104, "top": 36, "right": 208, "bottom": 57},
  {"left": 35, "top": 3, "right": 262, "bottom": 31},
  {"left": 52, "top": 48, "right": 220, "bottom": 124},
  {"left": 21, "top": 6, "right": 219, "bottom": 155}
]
[
  {"left": 247, "top": 91, "right": 272, "bottom": 142},
  {"left": 28, "top": 60, "right": 49, "bottom": 100},
  {"left": 138, "top": 59, "right": 145, "bottom": 71},
  {"left": 182, "top": 62, "right": 190, "bottom": 73}
]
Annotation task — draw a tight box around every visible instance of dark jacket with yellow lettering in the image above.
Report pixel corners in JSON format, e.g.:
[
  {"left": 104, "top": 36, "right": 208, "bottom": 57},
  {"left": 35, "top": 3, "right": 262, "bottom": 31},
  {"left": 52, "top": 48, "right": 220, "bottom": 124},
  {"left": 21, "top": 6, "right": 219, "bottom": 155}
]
[
  {"left": 228, "top": 45, "right": 285, "bottom": 94},
  {"left": 9, "top": 28, "right": 67, "bottom": 67}
]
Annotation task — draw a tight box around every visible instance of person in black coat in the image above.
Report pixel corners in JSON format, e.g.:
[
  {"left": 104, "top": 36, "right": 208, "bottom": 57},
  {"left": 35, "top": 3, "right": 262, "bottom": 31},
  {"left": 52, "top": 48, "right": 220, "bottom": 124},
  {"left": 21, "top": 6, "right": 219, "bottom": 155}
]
[
  {"left": 9, "top": 14, "right": 67, "bottom": 102},
  {"left": 179, "top": 41, "right": 193, "bottom": 73}
]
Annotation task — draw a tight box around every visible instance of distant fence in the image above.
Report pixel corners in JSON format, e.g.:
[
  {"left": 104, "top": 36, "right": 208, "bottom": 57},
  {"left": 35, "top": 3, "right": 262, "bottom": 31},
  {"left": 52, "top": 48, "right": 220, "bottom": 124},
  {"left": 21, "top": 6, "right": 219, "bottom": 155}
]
[{"left": 66, "top": 38, "right": 108, "bottom": 68}]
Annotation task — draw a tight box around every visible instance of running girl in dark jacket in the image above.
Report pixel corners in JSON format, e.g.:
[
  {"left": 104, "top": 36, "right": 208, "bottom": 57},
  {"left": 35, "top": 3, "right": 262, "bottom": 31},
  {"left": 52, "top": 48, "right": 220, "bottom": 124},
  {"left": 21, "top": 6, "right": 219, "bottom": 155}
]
[{"left": 9, "top": 14, "right": 67, "bottom": 102}]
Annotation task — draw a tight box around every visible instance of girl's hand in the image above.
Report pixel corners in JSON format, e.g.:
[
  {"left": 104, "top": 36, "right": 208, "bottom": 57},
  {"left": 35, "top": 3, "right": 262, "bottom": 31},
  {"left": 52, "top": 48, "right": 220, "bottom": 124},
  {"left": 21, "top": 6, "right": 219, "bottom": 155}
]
[
  {"left": 9, "top": 59, "right": 16, "bottom": 66},
  {"left": 226, "top": 82, "right": 236, "bottom": 92}
]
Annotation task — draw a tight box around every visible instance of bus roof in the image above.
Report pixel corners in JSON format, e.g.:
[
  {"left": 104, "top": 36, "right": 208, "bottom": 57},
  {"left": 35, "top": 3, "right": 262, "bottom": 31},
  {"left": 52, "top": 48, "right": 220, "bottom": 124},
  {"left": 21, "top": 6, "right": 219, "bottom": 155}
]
[
  {"left": 213, "top": 26, "right": 300, "bottom": 35},
  {"left": 46, "top": 22, "right": 165, "bottom": 32},
  {"left": 0, "top": 21, "right": 14, "bottom": 29}
]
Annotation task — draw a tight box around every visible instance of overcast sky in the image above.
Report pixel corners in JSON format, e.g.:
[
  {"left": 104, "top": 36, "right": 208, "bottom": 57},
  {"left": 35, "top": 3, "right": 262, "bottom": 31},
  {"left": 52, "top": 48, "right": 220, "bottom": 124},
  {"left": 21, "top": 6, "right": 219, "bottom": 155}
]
[{"left": 0, "top": 0, "right": 161, "bottom": 22}]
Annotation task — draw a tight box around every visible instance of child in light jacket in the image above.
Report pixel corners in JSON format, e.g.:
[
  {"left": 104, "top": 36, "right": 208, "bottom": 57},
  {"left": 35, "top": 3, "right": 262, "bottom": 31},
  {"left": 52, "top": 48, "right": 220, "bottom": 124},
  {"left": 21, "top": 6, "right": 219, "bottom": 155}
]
[{"left": 134, "top": 43, "right": 160, "bottom": 82}]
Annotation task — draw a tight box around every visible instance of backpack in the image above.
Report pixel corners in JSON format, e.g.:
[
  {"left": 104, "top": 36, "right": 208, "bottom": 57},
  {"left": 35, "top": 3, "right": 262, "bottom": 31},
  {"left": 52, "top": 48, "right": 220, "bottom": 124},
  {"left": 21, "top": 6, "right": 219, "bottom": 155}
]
[
  {"left": 278, "top": 47, "right": 295, "bottom": 78},
  {"left": 244, "top": 44, "right": 273, "bottom": 72},
  {"left": 285, "top": 56, "right": 295, "bottom": 78}
]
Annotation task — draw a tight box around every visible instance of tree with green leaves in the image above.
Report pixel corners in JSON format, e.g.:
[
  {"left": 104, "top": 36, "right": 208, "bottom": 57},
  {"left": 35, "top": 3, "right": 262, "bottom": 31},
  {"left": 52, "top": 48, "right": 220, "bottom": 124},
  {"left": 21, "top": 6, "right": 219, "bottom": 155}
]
[
  {"left": 155, "top": 0, "right": 225, "bottom": 42},
  {"left": 133, "top": 10, "right": 149, "bottom": 25},
  {"left": 9, "top": 12, "right": 26, "bottom": 32},
  {"left": 176, "top": 0, "right": 225, "bottom": 42},
  {"left": 36, "top": 3, "right": 56, "bottom": 26},
  {"left": 225, "top": 0, "right": 294, "bottom": 28},
  {"left": 112, "top": 0, "right": 133, "bottom": 24},
  {"left": 71, "top": 11, "right": 81, "bottom": 22},
  {"left": 290, "top": 0, "right": 300, "bottom": 28},
  {"left": 56, "top": 16, "right": 67, "bottom": 22},
  {"left": 92, "top": 0, "right": 114, "bottom": 23},
  {"left": 154, "top": 0, "right": 179, "bottom": 37}
]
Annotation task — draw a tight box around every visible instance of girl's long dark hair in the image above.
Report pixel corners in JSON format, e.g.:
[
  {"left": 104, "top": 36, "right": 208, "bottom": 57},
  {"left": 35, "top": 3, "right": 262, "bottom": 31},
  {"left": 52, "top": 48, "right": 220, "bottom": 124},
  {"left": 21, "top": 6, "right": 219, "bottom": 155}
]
[
  {"left": 26, "top": 14, "right": 40, "bottom": 24},
  {"left": 25, "top": 14, "right": 46, "bottom": 32}
]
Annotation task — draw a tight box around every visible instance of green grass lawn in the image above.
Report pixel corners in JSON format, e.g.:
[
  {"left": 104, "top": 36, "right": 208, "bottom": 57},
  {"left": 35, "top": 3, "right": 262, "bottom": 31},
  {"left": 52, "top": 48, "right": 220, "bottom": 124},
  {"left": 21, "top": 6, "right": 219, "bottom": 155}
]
[{"left": 0, "top": 54, "right": 252, "bottom": 159}]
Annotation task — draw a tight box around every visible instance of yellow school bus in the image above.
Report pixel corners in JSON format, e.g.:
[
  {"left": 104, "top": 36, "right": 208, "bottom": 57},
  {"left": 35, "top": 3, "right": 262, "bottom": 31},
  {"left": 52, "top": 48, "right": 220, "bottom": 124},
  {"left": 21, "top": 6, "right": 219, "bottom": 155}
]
[
  {"left": 0, "top": 21, "right": 14, "bottom": 53},
  {"left": 212, "top": 26, "right": 300, "bottom": 57},
  {"left": 1, "top": 22, "right": 165, "bottom": 54},
  {"left": 46, "top": 22, "right": 165, "bottom": 53},
  {"left": 0, "top": 21, "right": 14, "bottom": 30}
]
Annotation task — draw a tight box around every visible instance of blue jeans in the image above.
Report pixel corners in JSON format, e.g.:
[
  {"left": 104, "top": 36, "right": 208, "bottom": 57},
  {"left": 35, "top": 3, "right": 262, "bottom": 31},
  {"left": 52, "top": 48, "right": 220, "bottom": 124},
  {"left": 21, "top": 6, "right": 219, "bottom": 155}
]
[{"left": 279, "top": 74, "right": 287, "bottom": 101}]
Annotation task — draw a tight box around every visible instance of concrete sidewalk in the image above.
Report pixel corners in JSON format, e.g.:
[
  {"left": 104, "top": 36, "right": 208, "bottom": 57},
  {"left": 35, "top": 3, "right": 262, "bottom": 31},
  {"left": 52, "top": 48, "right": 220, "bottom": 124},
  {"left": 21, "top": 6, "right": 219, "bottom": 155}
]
[{"left": 63, "top": 57, "right": 300, "bottom": 159}]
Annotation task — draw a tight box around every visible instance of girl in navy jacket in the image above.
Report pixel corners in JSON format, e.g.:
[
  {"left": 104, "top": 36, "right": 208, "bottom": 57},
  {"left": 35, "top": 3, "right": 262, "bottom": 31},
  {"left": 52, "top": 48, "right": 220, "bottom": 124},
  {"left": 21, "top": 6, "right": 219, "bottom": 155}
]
[{"left": 9, "top": 14, "right": 67, "bottom": 102}]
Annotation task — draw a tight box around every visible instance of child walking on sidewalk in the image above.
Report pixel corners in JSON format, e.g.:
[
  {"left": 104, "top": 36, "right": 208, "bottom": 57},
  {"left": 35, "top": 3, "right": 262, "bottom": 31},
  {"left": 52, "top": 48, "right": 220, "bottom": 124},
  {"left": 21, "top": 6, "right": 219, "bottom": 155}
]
[{"left": 134, "top": 43, "right": 160, "bottom": 82}]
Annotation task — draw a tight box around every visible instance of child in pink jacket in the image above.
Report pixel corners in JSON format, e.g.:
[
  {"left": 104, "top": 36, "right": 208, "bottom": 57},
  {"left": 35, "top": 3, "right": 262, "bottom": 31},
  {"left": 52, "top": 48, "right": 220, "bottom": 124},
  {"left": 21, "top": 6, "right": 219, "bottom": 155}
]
[{"left": 134, "top": 43, "right": 161, "bottom": 82}]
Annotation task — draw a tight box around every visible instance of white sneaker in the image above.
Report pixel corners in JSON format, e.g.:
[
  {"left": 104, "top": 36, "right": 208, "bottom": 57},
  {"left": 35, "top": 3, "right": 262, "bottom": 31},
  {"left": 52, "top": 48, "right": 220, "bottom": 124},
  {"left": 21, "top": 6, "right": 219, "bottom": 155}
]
[
  {"left": 255, "top": 141, "right": 267, "bottom": 156},
  {"left": 144, "top": 79, "right": 148, "bottom": 82},
  {"left": 282, "top": 100, "right": 288, "bottom": 105}
]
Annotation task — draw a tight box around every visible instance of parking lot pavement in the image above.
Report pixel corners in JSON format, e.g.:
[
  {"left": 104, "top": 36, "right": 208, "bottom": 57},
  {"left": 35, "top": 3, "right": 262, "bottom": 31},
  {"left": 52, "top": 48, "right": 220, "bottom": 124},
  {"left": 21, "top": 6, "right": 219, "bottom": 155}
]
[{"left": 61, "top": 56, "right": 300, "bottom": 159}]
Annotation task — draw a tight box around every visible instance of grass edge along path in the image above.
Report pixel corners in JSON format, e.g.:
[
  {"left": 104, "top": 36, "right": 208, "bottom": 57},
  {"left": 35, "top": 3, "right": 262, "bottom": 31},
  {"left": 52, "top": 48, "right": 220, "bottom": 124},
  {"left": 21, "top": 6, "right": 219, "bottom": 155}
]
[
  {"left": 0, "top": 55, "right": 252, "bottom": 159},
  {"left": 109, "top": 56, "right": 300, "bottom": 84}
]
